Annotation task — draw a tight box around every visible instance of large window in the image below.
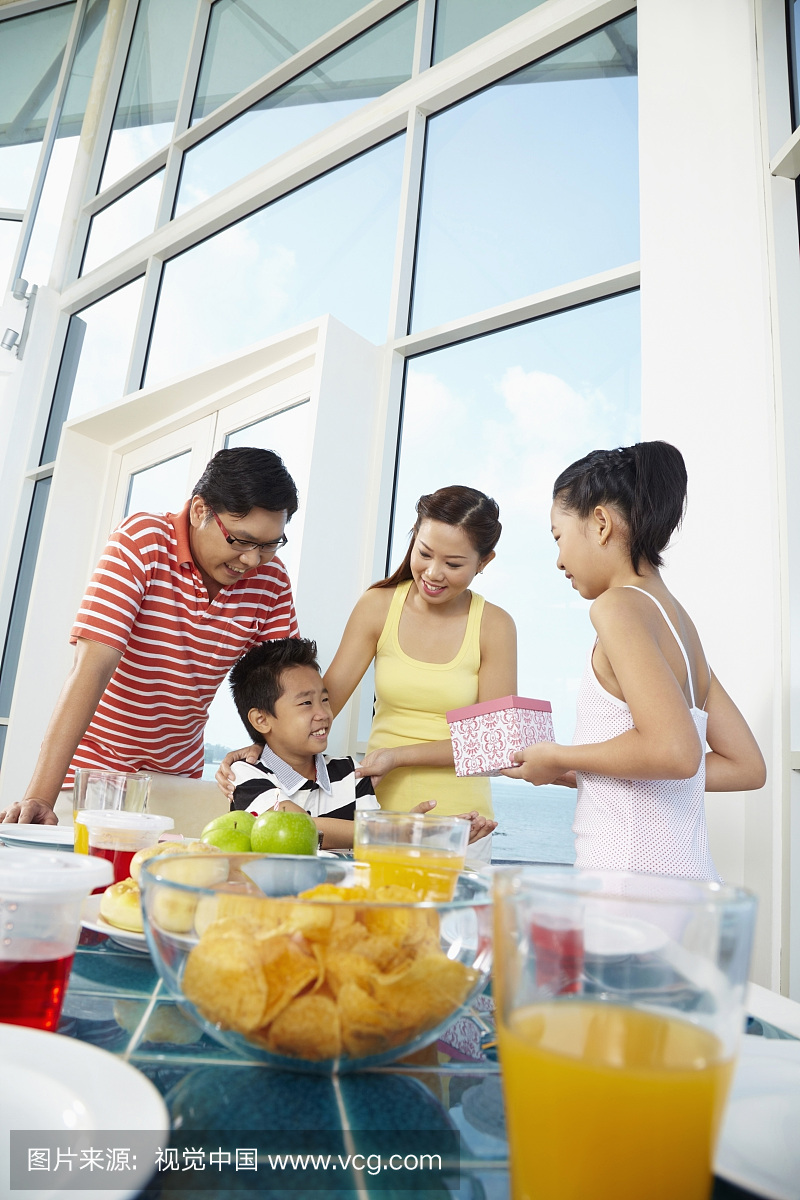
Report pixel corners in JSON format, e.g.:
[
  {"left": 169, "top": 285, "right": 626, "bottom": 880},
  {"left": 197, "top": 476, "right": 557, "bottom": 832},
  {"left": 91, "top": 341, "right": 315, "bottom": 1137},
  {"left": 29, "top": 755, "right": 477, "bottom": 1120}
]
[
  {"left": 100, "top": 0, "right": 197, "bottom": 189},
  {"left": 192, "top": 0, "right": 371, "bottom": 123},
  {"left": 412, "top": 13, "right": 638, "bottom": 331},
  {"left": 0, "top": 3, "right": 75, "bottom": 211},
  {"left": 1, "top": 0, "right": 642, "bottom": 857},
  {"left": 391, "top": 291, "right": 640, "bottom": 861},
  {"left": 176, "top": 2, "right": 417, "bottom": 218},
  {"left": 145, "top": 136, "right": 406, "bottom": 385}
]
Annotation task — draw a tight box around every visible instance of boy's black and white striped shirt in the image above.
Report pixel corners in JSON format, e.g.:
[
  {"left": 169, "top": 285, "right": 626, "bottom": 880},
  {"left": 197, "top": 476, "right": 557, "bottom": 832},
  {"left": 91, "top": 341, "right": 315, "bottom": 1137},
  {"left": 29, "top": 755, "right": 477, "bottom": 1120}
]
[{"left": 230, "top": 753, "right": 379, "bottom": 821}]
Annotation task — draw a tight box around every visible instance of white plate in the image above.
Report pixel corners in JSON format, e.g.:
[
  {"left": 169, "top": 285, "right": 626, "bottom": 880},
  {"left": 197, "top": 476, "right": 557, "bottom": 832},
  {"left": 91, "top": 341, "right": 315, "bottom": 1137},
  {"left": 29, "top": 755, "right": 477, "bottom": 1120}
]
[
  {"left": 0, "top": 1023, "right": 169, "bottom": 1200},
  {"left": 0, "top": 823, "right": 74, "bottom": 847},
  {"left": 716, "top": 1037, "right": 800, "bottom": 1200},
  {"left": 81, "top": 893, "right": 148, "bottom": 952},
  {"left": 584, "top": 914, "right": 669, "bottom": 958}
]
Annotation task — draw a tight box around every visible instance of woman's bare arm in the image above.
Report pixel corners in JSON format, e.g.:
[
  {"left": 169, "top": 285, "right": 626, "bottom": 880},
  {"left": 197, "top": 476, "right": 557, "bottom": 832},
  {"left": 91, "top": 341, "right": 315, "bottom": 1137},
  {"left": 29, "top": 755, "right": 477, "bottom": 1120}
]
[
  {"left": 703, "top": 673, "right": 766, "bottom": 791},
  {"left": 323, "top": 589, "right": 388, "bottom": 716},
  {"left": 478, "top": 603, "right": 517, "bottom": 700}
]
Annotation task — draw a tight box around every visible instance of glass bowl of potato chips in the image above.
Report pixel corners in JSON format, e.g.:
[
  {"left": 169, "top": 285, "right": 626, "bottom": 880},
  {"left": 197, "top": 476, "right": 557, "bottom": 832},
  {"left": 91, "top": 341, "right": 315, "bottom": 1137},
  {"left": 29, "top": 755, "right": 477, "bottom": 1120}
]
[{"left": 139, "top": 852, "right": 492, "bottom": 1072}]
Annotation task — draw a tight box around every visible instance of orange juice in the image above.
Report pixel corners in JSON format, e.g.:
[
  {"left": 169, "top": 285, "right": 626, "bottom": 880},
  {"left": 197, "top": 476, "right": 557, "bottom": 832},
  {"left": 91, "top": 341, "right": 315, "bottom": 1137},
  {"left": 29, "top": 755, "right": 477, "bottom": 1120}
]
[
  {"left": 354, "top": 844, "right": 464, "bottom": 900},
  {"left": 73, "top": 812, "right": 89, "bottom": 855},
  {"left": 498, "top": 1002, "right": 733, "bottom": 1200}
]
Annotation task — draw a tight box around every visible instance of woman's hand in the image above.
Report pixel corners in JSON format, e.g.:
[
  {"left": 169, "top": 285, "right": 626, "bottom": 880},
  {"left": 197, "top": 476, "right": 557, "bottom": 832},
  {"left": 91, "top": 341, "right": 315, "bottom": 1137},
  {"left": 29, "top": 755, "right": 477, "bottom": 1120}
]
[
  {"left": 455, "top": 810, "right": 497, "bottom": 843},
  {"left": 215, "top": 743, "right": 264, "bottom": 797},
  {"left": 354, "top": 748, "right": 399, "bottom": 788},
  {"left": 404, "top": 799, "right": 496, "bottom": 843},
  {"left": 501, "top": 743, "right": 567, "bottom": 786},
  {"left": 410, "top": 800, "right": 437, "bottom": 816}
]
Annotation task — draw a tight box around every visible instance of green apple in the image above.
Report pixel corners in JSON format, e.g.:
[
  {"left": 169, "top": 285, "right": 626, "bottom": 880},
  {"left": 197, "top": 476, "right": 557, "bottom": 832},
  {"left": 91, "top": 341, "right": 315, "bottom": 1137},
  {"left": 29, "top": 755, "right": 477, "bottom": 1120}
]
[
  {"left": 201, "top": 810, "right": 256, "bottom": 840},
  {"left": 250, "top": 810, "right": 318, "bottom": 856},
  {"left": 200, "top": 826, "right": 252, "bottom": 853}
]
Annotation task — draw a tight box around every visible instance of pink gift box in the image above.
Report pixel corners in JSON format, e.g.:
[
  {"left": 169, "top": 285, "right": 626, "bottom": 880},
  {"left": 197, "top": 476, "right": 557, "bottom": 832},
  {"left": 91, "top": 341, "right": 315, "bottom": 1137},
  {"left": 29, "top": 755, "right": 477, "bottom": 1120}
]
[{"left": 446, "top": 695, "right": 554, "bottom": 778}]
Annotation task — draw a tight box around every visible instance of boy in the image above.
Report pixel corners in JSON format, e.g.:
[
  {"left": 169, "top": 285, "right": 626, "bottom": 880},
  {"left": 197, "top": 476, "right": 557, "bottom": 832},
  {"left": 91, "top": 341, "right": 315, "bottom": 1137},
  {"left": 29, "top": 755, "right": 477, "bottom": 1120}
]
[{"left": 228, "top": 638, "right": 382, "bottom": 849}]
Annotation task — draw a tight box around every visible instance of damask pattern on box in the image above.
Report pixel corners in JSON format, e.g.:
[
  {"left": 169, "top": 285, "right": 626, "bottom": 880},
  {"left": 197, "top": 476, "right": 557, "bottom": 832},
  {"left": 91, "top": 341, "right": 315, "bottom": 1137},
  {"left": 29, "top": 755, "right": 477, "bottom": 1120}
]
[{"left": 447, "top": 697, "right": 554, "bottom": 778}]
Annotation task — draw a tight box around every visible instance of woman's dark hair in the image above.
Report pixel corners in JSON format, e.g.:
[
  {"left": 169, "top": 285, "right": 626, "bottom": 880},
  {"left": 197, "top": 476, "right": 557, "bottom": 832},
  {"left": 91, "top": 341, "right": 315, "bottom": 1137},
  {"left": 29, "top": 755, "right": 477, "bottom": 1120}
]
[
  {"left": 371, "top": 485, "right": 502, "bottom": 590},
  {"left": 230, "top": 638, "right": 319, "bottom": 739},
  {"left": 192, "top": 447, "right": 298, "bottom": 520},
  {"left": 552, "top": 441, "right": 687, "bottom": 574}
]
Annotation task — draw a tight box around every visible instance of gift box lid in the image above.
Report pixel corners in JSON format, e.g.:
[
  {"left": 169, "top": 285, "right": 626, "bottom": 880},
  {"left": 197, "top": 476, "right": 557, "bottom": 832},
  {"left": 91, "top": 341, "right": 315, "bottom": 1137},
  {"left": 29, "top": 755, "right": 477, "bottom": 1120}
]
[{"left": 446, "top": 695, "right": 552, "bottom": 723}]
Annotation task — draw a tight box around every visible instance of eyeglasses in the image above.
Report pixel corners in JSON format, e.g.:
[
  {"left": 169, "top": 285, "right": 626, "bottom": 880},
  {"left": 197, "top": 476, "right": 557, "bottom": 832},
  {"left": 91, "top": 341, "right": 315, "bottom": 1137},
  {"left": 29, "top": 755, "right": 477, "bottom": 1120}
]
[{"left": 210, "top": 509, "right": 288, "bottom": 555}]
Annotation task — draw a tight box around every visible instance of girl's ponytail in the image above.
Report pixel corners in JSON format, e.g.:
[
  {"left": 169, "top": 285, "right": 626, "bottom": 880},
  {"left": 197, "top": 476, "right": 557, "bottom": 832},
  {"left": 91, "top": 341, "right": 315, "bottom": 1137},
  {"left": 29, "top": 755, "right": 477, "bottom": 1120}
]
[{"left": 553, "top": 440, "right": 687, "bottom": 573}]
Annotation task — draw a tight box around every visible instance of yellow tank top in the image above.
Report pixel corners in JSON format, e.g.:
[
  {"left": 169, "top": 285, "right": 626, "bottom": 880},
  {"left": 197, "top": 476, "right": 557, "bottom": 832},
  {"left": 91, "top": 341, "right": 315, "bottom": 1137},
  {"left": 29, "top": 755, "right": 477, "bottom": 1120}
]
[{"left": 366, "top": 580, "right": 493, "bottom": 818}]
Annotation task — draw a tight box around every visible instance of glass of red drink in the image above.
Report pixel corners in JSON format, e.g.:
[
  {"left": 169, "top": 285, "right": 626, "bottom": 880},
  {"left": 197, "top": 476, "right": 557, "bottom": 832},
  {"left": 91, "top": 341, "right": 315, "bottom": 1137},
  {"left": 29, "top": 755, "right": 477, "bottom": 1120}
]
[
  {"left": 76, "top": 811, "right": 174, "bottom": 888},
  {"left": 0, "top": 848, "right": 113, "bottom": 1030}
]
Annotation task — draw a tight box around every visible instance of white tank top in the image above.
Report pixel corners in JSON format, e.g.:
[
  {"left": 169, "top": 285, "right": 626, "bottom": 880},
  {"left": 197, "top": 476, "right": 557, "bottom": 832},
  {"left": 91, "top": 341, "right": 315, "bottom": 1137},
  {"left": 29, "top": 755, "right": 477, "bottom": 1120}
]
[{"left": 572, "top": 586, "right": 720, "bottom": 882}]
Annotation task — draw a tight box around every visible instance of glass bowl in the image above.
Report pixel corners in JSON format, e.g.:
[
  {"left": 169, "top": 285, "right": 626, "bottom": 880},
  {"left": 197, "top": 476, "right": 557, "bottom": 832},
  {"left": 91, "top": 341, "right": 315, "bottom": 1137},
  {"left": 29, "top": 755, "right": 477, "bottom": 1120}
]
[{"left": 139, "top": 852, "right": 492, "bottom": 1073}]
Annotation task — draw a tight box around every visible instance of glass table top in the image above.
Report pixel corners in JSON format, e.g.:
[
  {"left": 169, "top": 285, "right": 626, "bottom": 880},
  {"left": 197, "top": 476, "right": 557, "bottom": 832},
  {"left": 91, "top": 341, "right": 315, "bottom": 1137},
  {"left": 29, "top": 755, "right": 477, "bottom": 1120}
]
[{"left": 42, "top": 928, "right": 793, "bottom": 1199}]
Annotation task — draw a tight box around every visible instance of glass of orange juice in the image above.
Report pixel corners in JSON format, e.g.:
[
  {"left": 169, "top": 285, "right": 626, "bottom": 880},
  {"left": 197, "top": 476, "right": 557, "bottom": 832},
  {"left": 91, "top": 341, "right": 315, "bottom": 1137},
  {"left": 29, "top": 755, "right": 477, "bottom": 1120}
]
[
  {"left": 72, "top": 769, "right": 151, "bottom": 854},
  {"left": 493, "top": 866, "right": 757, "bottom": 1200},
  {"left": 353, "top": 811, "right": 469, "bottom": 900}
]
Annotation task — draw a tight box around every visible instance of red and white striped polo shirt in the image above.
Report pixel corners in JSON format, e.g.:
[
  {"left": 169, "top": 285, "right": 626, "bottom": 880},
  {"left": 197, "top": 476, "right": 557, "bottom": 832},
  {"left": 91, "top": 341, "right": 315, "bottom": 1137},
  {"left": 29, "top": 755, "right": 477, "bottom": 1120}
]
[{"left": 67, "top": 504, "right": 298, "bottom": 783}]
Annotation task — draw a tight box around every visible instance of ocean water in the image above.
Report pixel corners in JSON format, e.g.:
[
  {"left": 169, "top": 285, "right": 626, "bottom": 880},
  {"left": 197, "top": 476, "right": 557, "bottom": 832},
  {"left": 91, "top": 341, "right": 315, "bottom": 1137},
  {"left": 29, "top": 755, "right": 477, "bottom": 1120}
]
[
  {"left": 203, "top": 762, "right": 577, "bottom": 864},
  {"left": 489, "top": 778, "right": 577, "bottom": 864}
]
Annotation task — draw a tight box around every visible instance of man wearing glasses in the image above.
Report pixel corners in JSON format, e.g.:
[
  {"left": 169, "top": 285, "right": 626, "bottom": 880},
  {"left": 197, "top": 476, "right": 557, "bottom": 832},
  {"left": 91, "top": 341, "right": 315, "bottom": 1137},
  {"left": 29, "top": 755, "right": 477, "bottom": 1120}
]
[{"left": 1, "top": 447, "right": 298, "bottom": 825}]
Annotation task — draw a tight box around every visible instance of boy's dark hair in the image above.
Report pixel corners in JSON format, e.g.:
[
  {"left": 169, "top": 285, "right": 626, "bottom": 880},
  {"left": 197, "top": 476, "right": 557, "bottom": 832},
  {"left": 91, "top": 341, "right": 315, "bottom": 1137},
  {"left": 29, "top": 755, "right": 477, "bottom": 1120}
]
[
  {"left": 552, "top": 441, "right": 688, "bottom": 574},
  {"left": 192, "top": 447, "right": 298, "bottom": 520},
  {"left": 230, "top": 638, "right": 320, "bottom": 741}
]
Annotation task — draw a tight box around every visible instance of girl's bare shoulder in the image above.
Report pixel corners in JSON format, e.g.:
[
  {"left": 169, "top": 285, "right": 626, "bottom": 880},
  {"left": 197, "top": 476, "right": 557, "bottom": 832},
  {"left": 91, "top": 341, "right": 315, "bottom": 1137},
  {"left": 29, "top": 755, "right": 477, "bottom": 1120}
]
[{"left": 589, "top": 586, "right": 661, "bottom": 636}]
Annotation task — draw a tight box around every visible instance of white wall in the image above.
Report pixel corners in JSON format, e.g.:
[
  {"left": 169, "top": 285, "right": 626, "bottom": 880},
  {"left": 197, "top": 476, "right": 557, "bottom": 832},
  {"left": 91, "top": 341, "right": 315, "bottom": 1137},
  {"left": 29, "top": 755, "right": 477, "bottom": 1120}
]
[
  {"left": 639, "top": 0, "right": 784, "bottom": 987},
  {"left": 0, "top": 318, "right": 382, "bottom": 803}
]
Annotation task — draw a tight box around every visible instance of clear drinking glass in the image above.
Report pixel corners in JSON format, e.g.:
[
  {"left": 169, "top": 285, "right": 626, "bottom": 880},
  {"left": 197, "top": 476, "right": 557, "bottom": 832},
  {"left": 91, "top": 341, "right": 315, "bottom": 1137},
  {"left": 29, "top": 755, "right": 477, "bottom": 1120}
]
[
  {"left": 493, "top": 866, "right": 757, "bottom": 1200},
  {"left": 72, "top": 769, "right": 151, "bottom": 853},
  {"left": 0, "top": 848, "right": 113, "bottom": 1029},
  {"left": 353, "top": 811, "right": 470, "bottom": 900},
  {"left": 75, "top": 811, "right": 173, "bottom": 886}
]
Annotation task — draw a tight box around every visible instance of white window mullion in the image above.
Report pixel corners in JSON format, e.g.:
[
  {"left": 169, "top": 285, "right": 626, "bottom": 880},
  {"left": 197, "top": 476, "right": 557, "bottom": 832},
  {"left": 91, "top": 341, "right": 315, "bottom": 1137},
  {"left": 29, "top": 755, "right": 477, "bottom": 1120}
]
[
  {"left": 122, "top": 258, "right": 162, "bottom": 395},
  {"left": 771, "top": 125, "right": 800, "bottom": 178},
  {"left": 395, "top": 262, "right": 641, "bottom": 357},
  {"left": 156, "top": 0, "right": 213, "bottom": 230},
  {"left": 55, "top": 0, "right": 143, "bottom": 289},
  {"left": 387, "top": 107, "right": 427, "bottom": 340},
  {"left": 412, "top": 0, "right": 436, "bottom": 75},
  {"left": 11, "top": 0, "right": 87, "bottom": 286}
]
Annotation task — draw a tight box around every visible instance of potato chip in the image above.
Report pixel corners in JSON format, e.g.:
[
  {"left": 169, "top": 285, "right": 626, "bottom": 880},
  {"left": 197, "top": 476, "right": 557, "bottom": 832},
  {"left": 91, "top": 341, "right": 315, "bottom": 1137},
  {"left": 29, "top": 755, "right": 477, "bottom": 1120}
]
[
  {"left": 183, "top": 931, "right": 269, "bottom": 1033},
  {"left": 363, "top": 898, "right": 437, "bottom": 947},
  {"left": 338, "top": 981, "right": 400, "bottom": 1058},
  {"left": 322, "top": 949, "right": 380, "bottom": 998},
  {"left": 260, "top": 994, "right": 341, "bottom": 1061},
  {"left": 195, "top": 891, "right": 285, "bottom": 938},
  {"left": 259, "top": 935, "right": 319, "bottom": 1026},
  {"left": 374, "top": 954, "right": 478, "bottom": 1032},
  {"left": 297, "top": 884, "right": 372, "bottom": 902}
]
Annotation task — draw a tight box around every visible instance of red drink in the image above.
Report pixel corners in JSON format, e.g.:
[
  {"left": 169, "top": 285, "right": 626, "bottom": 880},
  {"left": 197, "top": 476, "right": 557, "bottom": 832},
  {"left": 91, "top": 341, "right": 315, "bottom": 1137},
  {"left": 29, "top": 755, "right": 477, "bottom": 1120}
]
[
  {"left": 531, "top": 921, "right": 584, "bottom": 994},
  {"left": 0, "top": 952, "right": 74, "bottom": 1030},
  {"left": 89, "top": 844, "right": 136, "bottom": 887}
]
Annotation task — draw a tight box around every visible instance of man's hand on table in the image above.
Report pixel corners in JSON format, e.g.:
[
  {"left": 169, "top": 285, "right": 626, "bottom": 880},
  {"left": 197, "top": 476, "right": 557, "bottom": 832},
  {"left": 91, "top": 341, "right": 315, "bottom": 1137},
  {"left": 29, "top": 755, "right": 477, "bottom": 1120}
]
[{"left": 0, "top": 798, "right": 58, "bottom": 824}]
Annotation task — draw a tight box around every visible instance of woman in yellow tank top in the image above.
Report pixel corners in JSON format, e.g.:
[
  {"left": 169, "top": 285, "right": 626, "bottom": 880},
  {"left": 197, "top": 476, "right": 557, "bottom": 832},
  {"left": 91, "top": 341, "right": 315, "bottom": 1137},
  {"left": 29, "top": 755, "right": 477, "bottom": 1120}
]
[{"left": 324, "top": 487, "right": 517, "bottom": 846}]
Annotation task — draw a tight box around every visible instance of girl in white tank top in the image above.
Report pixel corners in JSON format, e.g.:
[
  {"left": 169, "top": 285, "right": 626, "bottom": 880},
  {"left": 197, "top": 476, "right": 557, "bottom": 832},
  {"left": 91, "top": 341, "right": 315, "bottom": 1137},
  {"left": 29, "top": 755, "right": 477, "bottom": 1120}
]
[{"left": 502, "top": 441, "right": 766, "bottom": 881}]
